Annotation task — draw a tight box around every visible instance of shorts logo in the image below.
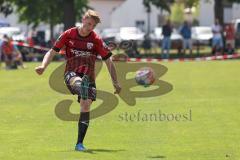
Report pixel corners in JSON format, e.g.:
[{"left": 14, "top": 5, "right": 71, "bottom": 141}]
[{"left": 87, "top": 42, "right": 94, "bottom": 49}]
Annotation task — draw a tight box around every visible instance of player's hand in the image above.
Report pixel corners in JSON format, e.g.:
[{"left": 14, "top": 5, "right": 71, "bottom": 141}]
[
  {"left": 113, "top": 83, "right": 121, "bottom": 94},
  {"left": 35, "top": 65, "right": 45, "bottom": 75}
]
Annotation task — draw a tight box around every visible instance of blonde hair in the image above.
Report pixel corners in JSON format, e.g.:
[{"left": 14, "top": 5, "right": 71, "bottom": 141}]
[{"left": 84, "top": 10, "right": 101, "bottom": 24}]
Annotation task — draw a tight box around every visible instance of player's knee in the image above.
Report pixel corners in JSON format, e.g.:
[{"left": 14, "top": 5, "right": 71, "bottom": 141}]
[
  {"left": 69, "top": 77, "right": 82, "bottom": 86},
  {"left": 73, "top": 80, "right": 82, "bottom": 95},
  {"left": 68, "top": 77, "right": 82, "bottom": 95},
  {"left": 64, "top": 71, "right": 81, "bottom": 86}
]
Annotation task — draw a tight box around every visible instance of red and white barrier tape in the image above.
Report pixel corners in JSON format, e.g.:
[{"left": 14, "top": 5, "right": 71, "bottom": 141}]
[
  {"left": 12, "top": 41, "right": 240, "bottom": 62},
  {"left": 127, "top": 54, "right": 240, "bottom": 62},
  {"left": 12, "top": 41, "right": 50, "bottom": 51}
]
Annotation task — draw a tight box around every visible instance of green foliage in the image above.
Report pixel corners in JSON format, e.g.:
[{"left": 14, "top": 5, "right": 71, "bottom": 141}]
[
  {"left": 170, "top": 2, "right": 185, "bottom": 26},
  {"left": 75, "top": 0, "right": 90, "bottom": 21},
  {"left": 183, "top": 0, "right": 199, "bottom": 7},
  {"left": 0, "top": 0, "right": 13, "bottom": 17},
  {"left": 0, "top": 0, "right": 89, "bottom": 29},
  {"left": 143, "top": 0, "right": 172, "bottom": 13},
  {"left": 13, "top": 0, "right": 61, "bottom": 27},
  {"left": 227, "top": 0, "right": 240, "bottom": 3}
]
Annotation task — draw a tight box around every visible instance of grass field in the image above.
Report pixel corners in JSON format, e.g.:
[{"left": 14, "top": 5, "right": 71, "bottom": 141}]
[{"left": 0, "top": 61, "right": 240, "bottom": 160}]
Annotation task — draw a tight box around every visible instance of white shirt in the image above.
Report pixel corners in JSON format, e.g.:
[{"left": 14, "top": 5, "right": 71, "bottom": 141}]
[{"left": 212, "top": 24, "right": 222, "bottom": 38}]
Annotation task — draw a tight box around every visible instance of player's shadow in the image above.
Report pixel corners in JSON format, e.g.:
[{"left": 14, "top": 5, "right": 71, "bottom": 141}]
[
  {"left": 147, "top": 155, "right": 166, "bottom": 159},
  {"left": 55, "top": 148, "right": 125, "bottom": 154},
  {"left": 83, "top": 148, "right": 125, "bottom": 154}
]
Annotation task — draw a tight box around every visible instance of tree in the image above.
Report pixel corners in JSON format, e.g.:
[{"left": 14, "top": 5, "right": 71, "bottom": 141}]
[
  {"left": 13, "top": 0, "right": 63, "bottom": 40},
  {"left": 214, "top": 0, "right": 240, "bottom": 25},
  {"left": 214, "top": 0, "right": 224, "bottom": 25},
  {"left": 203, "top": 0, "right": 240, "bottom": 25},
  {"left": 171, "top": 2, "right": 185, "bottom": 26},
  {"left": 0, "top": 0, "right": 89, "bottom": 40},
  {"left": 63, "top": 0, "right": 89, "bottom": 30},
  {"left": 143, "top": 0, "right": 172, "bottom": 34},
  {"left": 0, "top": 0, "right": 13, "bottom": 17},
  {"left": 183, "top": 0, "right": 199, "bottom": 8},
  {"left": 143, "top": 0, "right": 172, "bottom": 13}
]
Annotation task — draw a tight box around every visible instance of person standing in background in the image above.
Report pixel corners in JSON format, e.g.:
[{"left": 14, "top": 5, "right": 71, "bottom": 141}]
[
  {"left": 161, "top": 19, "right": 173, "bottom": 59},
  {"left": 180, "top": 21, "right": 192, "bottom": 55},
  {"left": 212, "top": 19, "right": 223, "bottom": 55},
  {"left": 224, "top": 23, "right": 235, "bottom": 54}
]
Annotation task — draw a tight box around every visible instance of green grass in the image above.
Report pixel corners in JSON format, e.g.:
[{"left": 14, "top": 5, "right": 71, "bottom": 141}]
[{"left": 0, "top": 61, "right": 240, "bottom": 160}]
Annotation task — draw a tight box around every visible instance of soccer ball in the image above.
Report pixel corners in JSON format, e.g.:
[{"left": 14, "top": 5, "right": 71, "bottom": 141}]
[{"left": 135, "top": 67, "right": 155, "bottom": 86}]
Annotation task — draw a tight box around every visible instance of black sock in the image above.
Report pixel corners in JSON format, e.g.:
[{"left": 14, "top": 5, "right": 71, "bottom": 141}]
[{"left": 77, "top": 112, "right": 89, "bottom": 144}]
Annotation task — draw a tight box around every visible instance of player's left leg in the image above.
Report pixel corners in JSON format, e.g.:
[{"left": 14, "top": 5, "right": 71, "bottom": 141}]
[{"left": 75, "top": 99, "right": 92, "bottom": 151}]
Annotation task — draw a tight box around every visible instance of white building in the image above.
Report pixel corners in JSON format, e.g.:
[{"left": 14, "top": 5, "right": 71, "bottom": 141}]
[
  {"left": 89, "top": 0, "right": 125, "bottom": 30},
  {"left": 0, "top": 0, "right": 125, "bottom": 32},
  {"left": 89, "top": 0, "right": 169, "bottom": 32},
  {"left": 0, "top": 0, "right": 169, "bottom": 35},
  {"left": 198, "top": 0, "right": 215, "bottom": 26},
  {"left": 2, "top": 0, "right": 240, "bottom": 36},
  {"left": 110, "top": 0, "right": 164, "bottom": 32},
  {"left": 198, "top": 0, "right": 240, "bottom": 26},
  {"left": 0, "top": 10, "right": 29, "bottom": 32}
]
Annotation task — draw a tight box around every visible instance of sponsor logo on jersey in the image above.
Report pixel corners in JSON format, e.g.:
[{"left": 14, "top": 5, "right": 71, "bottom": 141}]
[
  {"left": 69, "top": 40, "right": 74, "bottom": 46},
  {"left": 70, "top": 49, "right": 92, "bottom": 57},
  {"left": 87, "top": 42, "right": 94, "bottom": 49}
]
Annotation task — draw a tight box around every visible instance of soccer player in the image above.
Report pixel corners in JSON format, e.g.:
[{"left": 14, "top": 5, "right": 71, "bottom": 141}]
[{"left": 35, "top": 10, "right": 121, "bottom": 151}]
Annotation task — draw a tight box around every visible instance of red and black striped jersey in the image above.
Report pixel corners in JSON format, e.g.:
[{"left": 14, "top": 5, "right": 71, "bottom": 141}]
[{"left": 52, "top": 27, "right": 111, "bottom": 82}]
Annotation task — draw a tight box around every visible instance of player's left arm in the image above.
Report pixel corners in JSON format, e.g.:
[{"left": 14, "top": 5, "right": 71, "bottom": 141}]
[
  {"left": 105, "top": 58, "right": 121, "bottom": 94},
  {"left": 95, "top": 35, "right": 121, "bottom": 94}
]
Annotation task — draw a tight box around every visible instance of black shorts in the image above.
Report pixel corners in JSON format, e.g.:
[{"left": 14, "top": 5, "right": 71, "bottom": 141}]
[{"left": 64, "top": 71, "right": 97, "bottom": 102}]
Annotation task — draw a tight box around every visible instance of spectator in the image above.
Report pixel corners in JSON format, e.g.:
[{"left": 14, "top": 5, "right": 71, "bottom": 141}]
[
  {"left": 142, "top": 34, "right": 151, "bottom": 54},
  {"left": 0, "top": 37, "right": 3, "bottom": 69},
  {"left": 180, "top": 21, "right": 192, "bottom": 55},
  {"left": 212, "top": 19, "right": 223, "bottom": 55},
  {"left": 1, "top": 35, "right": 14, "bottom": 69},
  {"left": 224, "top": 23, "right": 235, "bottom": 54},
  {"left": 13, "top": 44, "right": 26, "bottom": 69},
  {"left": 1, "top": 35, "right": 26, "bottom": 69},
  {"left": 161, "top": 19, "right": 172, "bottom": 59}
]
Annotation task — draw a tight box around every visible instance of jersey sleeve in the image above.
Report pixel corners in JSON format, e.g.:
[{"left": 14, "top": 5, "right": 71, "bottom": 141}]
[
  {"left": 52, "top": 30, "right": 69, "bottom": 52},
  {"left": 95, "top": 37, "right": 112, "bottom": 60}
]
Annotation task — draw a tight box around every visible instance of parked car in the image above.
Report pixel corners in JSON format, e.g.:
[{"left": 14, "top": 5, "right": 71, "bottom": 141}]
[
  {"left": 0, "top": 20, "right": 10, "bottom": 27},
  {"left": 191, "top": 26, "right": 213, "bottom": 45},
  {"left": 232, "top": 19, "right": 240, "bottom": 47},
  {"left": 0, "top": 27, "right": 26, "bottom": 41},
  {"left": 151, "top": 27, "right": 182, "bottom": 50},
  {"left": 100, "top": 28, "right": 119, "bottom": 42},
  {"left": 115, "top": 27, "right": 145, "bottom": 43}
]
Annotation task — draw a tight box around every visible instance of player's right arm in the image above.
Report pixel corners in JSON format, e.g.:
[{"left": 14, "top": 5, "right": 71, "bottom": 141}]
[
  {"left": 35, "top": 49, "right": 57, "bottom": 75},
  {"left": 35, "top": 29, "right": 70, "bottom": 75}
]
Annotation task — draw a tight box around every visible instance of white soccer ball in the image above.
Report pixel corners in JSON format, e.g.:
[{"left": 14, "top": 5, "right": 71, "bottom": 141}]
[{"left": 135, "top": 67, "right": 155, "bottom": 86}]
